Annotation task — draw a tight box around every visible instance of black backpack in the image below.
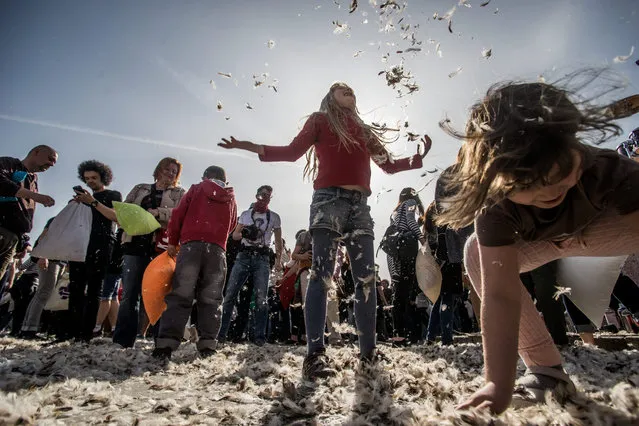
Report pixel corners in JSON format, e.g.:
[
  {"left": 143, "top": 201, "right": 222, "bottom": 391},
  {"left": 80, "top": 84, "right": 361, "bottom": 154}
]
[
  {"left": 378, "top": 203, "right": 418, "bottom": 258},
  {"left": 378, "top": 223, "right": 403, "bottom": 258}
]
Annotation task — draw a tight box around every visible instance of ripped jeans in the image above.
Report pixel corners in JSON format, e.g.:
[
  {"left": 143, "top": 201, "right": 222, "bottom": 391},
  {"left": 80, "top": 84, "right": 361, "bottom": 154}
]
[{"left": 305, "top": 187, "right": 377, "bottom": 358}]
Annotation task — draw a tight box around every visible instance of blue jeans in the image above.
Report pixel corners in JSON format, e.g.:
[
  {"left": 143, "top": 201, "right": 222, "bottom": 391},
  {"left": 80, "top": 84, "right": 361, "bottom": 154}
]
[
  {"left": 101, "top": 273, "right": 121, "bottom": 301},
  {"left": 217, "top": 250, "right": 271, "bottom": 343},
  {"left": 305, "top": 187, "right": 377, "bottom": 358},
  {"left": 113, "top": 255, "right": 151, "bottom": 348},
  {"left": 426, "top": 292, "right": 455, "bottom": 345}
]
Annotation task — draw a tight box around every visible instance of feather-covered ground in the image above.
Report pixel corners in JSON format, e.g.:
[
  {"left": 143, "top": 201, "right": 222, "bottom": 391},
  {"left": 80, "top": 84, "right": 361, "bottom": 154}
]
[{"left": 1, "top": 336, "right": 638, "bottom": 425}]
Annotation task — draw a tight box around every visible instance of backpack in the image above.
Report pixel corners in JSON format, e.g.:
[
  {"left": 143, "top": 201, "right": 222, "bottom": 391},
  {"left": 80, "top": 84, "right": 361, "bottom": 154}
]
[
  {"left": 378, "top": 202, "right": 418, "bottom": 258},
  {"left": 378, "top": 223, "right": 403, "bottom": 258}
]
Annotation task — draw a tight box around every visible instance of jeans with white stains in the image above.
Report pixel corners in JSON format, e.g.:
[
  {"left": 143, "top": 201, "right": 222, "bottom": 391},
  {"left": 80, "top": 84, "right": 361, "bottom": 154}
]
[
  {"left": 305, "top": 187, "right": 377, "bottom": 358},
  {"left": 217, "top": 250, "right": 271, "bottom": 344}
]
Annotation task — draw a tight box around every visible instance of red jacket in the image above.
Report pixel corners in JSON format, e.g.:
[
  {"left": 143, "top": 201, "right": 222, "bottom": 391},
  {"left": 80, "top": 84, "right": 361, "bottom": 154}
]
[
  {"left": 259, "top": 112, "right": 422, "bottom": 195},
  {"left": 167, "top": 180, "right": 237, "bottom": 250}
]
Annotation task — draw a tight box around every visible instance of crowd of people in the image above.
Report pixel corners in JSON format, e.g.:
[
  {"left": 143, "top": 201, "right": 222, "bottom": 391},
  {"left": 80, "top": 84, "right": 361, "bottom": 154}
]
[{"left": 1, "top": 74, "right": 639, "bottom": 414}]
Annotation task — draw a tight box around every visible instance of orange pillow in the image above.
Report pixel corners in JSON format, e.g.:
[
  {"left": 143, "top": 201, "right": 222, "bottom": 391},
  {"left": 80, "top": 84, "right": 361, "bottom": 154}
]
[{"left": 142, "top": 251, "right": 176, "bottom": 325}]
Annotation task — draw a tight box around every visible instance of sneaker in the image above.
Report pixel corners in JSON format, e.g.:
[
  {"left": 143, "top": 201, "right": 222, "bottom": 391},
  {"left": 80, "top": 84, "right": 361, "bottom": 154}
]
[
  {"left": 151, "top": 347, "right": 172, "bottom": 361},
  {"left": 302, "top": 350, "right": 337, "bottom": 381},
  {"left": 199, "top": 348, "right": 216, "bottom": 359}
]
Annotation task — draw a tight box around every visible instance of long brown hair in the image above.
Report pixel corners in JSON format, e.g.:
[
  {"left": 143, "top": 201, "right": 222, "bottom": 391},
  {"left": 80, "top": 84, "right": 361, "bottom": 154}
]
[
  {"left": 436, "top": 69, "right": 622, "bottom": 229},
  {"left": 303, "top": 82, "right": 397, "bottom": 180},
  {"left": 153, "top": 157, "right": 182, "bottom": 187}
]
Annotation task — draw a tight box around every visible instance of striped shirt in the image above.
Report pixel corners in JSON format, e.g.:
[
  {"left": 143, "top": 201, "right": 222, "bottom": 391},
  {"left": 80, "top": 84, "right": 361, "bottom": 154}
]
[{"left": 387, "top": 199, "right": 423, "bottom": 277}]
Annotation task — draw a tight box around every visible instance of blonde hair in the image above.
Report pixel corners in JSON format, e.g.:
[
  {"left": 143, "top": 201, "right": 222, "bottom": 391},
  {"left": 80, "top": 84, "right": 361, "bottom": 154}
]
[
  {"left": 303, "top": 82, "right": 397, "bottom": 180},
  {"left": 436, "top": 70, "right": 622, "bottom": 229}
]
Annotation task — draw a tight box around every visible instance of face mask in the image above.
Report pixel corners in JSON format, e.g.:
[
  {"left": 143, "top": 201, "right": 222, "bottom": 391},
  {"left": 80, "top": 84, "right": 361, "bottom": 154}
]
[{"left": 254, "top": 193, "right": 271, "bottom": 213}]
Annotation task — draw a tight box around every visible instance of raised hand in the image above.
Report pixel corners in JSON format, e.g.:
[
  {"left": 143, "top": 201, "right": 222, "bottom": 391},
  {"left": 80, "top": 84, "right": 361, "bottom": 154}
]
[
  {"left": 218, "top": 136, "right": 244, "bottom": 149},
  {"left": 418, "top": 135, "right": 433, "bottom": 159},
  {"left": 218, "top": 137, "right": 263, "bottom": 155}
]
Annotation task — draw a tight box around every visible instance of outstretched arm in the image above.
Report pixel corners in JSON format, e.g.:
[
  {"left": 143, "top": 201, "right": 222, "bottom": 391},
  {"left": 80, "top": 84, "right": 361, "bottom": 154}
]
[
  {"left": 218, "top": 137, "right": 265, "bottom": 156},
  {"left": 218, "top": 113, "right": 321, "bottom": 163}
]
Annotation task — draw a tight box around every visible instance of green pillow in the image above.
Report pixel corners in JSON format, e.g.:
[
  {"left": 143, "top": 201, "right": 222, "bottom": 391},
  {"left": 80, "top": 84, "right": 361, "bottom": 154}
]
[{"left": 113, "top": 202, "right": 161, "bottom": 236}]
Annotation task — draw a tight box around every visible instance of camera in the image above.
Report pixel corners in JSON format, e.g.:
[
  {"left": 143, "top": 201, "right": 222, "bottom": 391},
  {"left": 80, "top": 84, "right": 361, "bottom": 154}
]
[
  {"left": 73, "top": 185, "right": 86, "bottom": 194},
  {"left": 241, "top": 225, "right": 261, "bottom": 241}
]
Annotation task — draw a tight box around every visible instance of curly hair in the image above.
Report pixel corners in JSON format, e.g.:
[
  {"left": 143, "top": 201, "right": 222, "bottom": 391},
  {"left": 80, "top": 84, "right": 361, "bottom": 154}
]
[{"left": 78, "top": 160, "right": 114, "bottom": 186}]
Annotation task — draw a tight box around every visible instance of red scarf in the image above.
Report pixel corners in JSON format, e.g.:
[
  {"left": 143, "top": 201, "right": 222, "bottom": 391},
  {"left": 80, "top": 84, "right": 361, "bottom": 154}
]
[{"left": 253, "top": 199, "right": 269, "bottom": 213}]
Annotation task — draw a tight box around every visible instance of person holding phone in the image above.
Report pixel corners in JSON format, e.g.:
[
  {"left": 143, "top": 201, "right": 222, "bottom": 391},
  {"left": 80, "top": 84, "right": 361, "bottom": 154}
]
[{"left": 67, "top": 160, "right": 121, "bottom": 342}]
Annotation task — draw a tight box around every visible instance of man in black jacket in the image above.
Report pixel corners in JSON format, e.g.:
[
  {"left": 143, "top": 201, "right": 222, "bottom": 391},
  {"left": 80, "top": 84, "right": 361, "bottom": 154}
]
[{"left": 0, "top": 145, "right": 57, "bottom": 281}]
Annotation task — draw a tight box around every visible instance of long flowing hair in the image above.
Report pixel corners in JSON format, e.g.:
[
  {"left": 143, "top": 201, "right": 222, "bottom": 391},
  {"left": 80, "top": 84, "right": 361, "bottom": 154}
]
[
  {"left": 436, "top": 69, "right": 623, "bottom": 229},
  {"left": 303, "top": 82, "right": 397, "bottom": 180}
]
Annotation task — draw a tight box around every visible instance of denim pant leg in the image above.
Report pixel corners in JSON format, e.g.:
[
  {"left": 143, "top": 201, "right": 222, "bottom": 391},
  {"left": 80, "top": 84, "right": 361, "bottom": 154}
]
[
  {"left": 305, "top": 229, "right": 340, "bottom": 355},
  {"left": 345, "top": 233, "right": 377, "bottom": 358},
  {"left": 157, "top": 242, "right": 203, "bottom": 350},
  {"left": 196, "top": 243, "right": 226, "bottom": 350},
  {"left": 113, "top": 255, "right": 148, "bottom": 347},
  {"left": 426, "top": 297, "right": 442, "bottom": 342},
  {"left": 22, "top": 262, "right": 62, "bottom": 332},
  {"left": 218, "top": 252, "right": 252, "bottom": 341},
  {"left": 439, "top": 292, "right": 455, "bottom": 345},
  {"left": 0, "top": 227, "right": 19, "bottom": 281},
  {"left": 252, "top": 254, "right": 271, "bottom": 343}
]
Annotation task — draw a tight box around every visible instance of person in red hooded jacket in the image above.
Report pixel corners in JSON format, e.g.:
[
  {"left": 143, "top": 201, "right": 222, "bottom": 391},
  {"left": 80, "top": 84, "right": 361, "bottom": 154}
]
[{"left": 152, "top": 165, "right": 237, "bottom": 360}]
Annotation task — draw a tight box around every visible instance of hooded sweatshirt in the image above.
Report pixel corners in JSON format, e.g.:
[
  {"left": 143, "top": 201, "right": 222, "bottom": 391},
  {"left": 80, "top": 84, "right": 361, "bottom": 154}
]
[{"left": 167, "top": 180, "right": 237, "bottom": 250}]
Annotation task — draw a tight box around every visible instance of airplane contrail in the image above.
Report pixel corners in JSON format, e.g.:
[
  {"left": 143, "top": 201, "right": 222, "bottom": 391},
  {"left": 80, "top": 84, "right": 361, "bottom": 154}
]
[{"left": 0, "top": 113, "right": 246, "bottom": 158}]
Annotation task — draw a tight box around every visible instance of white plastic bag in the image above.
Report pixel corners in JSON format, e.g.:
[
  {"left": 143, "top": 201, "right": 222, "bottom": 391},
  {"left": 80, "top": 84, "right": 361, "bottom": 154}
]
[
  {"left": 44, "top": 270, "right": 70, "bottom": 311},
  {"left": 415, "top": 246, "right": 443, "bottom": 303},
  {"left": 31, "top": 202, "right": 92, "bottom": 262},
  {"left": 557, "top": 255, "right": 627, "bottom": 328}
]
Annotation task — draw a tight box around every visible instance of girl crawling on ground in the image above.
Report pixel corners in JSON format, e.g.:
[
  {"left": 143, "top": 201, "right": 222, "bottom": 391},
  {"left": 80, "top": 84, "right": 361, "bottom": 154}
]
[{"left": 435, "top": 71, "right": 639, "bottom": 413}]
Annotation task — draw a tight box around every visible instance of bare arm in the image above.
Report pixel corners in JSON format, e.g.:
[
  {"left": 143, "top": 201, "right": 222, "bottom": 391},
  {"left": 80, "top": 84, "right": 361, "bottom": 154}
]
[
  {"left": 458, "top": 244, "right": 521, "bottom": 413},
  {"left": 232, "top": 224, "right": 244, "bottom": 241},
  {"left": 15, "top": 187, "right": 55, "bottom": 207},
  {"left": 95, "top": 202, "right": 117, "bottom": 222},
  {"left": 74, "top": 191, "right": 117, "bottom": 222}
]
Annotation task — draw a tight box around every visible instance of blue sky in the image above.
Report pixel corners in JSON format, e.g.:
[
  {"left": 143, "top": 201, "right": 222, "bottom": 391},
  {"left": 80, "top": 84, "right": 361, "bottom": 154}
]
[{"left": 1, "top": 0, "right": 638, "bottom": 279}]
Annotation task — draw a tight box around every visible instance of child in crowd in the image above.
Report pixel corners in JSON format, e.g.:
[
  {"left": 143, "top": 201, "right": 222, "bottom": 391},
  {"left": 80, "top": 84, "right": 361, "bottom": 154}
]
[
  {"left": 152, "top": 166, "right": 237, "bottom": 360},
  {"left": 435, "top": 72, "right": 639, "bottom": 413},
  {"left": 219, "top": 82, "right": 431, "bottom": 380}
]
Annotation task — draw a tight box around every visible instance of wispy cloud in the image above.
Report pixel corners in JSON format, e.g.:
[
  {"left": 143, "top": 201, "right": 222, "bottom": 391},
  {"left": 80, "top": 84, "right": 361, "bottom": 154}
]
[
  {"left": 0, "top": 113, "right": 247, "bottom": 158},
  {"left": 155, "top": 55, "right": 217, "bottom": 110}
]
